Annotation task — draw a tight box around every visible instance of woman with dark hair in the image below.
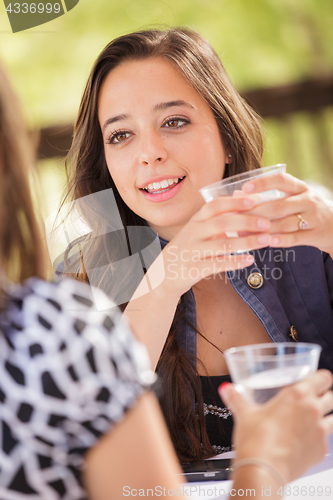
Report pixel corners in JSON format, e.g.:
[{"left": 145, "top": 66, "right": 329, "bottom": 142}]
[{"left": 58, "top": 27, "right": 333, "bottom": 462}]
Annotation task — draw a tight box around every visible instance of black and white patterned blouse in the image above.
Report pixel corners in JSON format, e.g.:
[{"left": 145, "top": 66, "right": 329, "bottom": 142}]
[{"left": 0, "top": 278, "right": 152, "bottom": 500}]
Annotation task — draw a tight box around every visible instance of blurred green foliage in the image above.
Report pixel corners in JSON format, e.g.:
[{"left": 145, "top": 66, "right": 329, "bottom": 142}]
[
  {"left": 1, "top": 0, "right": 332, "bottom": 126},
  {"left": 1, "top": 0, "right": 333, "bottom": 217}
]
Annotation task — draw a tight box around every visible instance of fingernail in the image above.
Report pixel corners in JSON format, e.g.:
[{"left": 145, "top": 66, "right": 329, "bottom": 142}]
[
  {"left": 257, "top": 218, "right": 270, "bottom": 229},
  {"left": 218, "top": 382, "right": 230, "bottom": 394},
  {"left": 271, "top": 237, "right": 280, "bottom": 246},
  {"left": 243, "top": 198, "right": 255, "bottom": 207},
  {"left": 243, "top": 182, "right": 255, "bottom": 193},
  {"left": 258, "top": 234, "right": 270, "bottom": 244}
]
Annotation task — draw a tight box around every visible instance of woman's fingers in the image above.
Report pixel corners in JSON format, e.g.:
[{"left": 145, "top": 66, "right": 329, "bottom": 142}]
[
  {"left": 293, "top": 370, "right": 333, "bottom": 397},
  {"left": 242, "top": 172, "right": 308, "bottom": 197},
  {"left": 313, "top": 369, "right": 333, "bottom": 395},
  {"left": 218, "top": 383, "right": 248, "bottom": 417},
  {"left": 268, "top": 212, "right": 312, "bottom": 235},
  {"left": 199, "top": 212, "right": 271, "bottom": 240},
  {"left": 281, "top": 370, "right": 333, "bottom": 420},
  {"left": 245, "top": 191, "right": 310, "bottom": 219},
  {"left": 241, "top": 182, "right": 333, "bottom": 253},
  {"left": 319, "top": 390, "right": 333, "bottom": 418},
  {"left": 175, "top": 213, "right": 273, "bottom": 258},
  {"left": 194, "top": 195, "right": 255, "bottom": 222},
  {"left": 321, "top": 414, "right": 333, "bottom": 435}
]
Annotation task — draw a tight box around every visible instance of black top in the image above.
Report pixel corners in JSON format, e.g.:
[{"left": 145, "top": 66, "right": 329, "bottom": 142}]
[{"left": 200, "top": 375, "right": 234, "bottom": 454}]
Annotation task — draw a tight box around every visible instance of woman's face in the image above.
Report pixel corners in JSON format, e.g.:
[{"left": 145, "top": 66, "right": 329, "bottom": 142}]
[{"left": 98, "top": 57, "right": 229, "bottom": 240}]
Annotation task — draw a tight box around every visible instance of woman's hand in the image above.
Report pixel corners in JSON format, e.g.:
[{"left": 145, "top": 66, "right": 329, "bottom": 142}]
[
  {"left": 155, "top": 195, "right": 273, "bottom": 298},
  {"left": 242, "top": 172, "right": 333, "bottom": 257},
  {"left": 219, "top": 369, "right": 333, "bottom": 484}
]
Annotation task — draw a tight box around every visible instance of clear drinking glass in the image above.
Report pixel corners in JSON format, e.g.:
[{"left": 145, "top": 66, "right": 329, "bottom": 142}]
[
  {"left": 199, "top": 163, "right": 287, "bottom": 205},
  {"left": 224, "top": 342, "right": 322, "bottom": 404},
  {"left": 199, "top": 163, "right": 286, "bottom": 245}
]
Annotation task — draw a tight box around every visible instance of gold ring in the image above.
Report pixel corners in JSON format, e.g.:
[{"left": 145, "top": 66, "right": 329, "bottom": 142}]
[{"left": 297, "top": 214, "right": 308, "bottom": 231}]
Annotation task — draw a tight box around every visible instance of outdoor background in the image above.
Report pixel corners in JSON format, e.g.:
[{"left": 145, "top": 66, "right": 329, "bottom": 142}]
[{"left": 0, "top": 0, "right": 333, "bottom": 222}]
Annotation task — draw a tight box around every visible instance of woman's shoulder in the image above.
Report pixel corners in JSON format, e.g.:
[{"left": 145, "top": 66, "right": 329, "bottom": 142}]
[
  {"left": 0, "top": 277, "right": 151, "bottom": 380},
  {"left": 2, "top": 276, "right": 117, "bottom": 331}
]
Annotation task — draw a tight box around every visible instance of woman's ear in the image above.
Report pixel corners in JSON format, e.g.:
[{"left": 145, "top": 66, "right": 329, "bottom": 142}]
[{"left": 225, "top": 152, "right": 232, "bottom": 164}]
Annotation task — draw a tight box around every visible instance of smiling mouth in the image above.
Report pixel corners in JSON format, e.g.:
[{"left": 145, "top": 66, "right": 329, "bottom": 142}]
[{"left": 140, "top": 176, "right": 185, "bottom": 194}]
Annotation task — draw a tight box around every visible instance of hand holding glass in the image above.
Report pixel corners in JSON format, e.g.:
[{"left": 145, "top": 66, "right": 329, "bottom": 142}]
[
  {"left": 200, "top": 163, "right": 287, "bottom": 238},
  {"left": 224, "top": 342, "right": 322, "bottom": 404}
]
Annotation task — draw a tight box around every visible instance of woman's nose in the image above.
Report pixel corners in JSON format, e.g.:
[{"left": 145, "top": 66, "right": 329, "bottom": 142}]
[{"left": 138, "top": 130, "right": 167, "bottom": 166}]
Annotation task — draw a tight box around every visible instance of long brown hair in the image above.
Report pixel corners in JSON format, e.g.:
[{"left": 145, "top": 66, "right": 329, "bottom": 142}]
[
  {"left": 62, "top": 27, "right": 264, "bottom": 461},
  {"left": 0, "top": 62, "right": 46, "bottom": 307}
]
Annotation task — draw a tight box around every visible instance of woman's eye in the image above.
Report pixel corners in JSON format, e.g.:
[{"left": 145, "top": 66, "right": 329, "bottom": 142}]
[
  {"left": 164, "top": 117, "right": 188, "bottom": 128},
  {"left": 108, "top": 130, "right": 131, "bottom": 144}
]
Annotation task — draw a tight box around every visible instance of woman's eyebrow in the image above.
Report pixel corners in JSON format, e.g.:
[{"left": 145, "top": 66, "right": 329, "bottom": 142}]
[
  {"left": 102, "top": 101, "right": 194, "bottom": 131},
  {"left": 102, "top": 114, "right": 129, "bottom": 132},
  {"left": 154, "top": 100, "right": 194, "bottom": 111}
]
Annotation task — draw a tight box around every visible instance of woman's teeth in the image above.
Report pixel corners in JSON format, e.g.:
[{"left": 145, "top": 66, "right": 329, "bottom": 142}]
[{"left": 143, "top": 177, "right": 184, "bottom": 193}]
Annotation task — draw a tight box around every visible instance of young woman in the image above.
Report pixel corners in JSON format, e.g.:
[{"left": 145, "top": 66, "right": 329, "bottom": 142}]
[
  {"left": 1, "top": 56, "right": 333, "bottom": 500},
  {"left": 58, "top": 27, "right": 333, "bottom": 461}
]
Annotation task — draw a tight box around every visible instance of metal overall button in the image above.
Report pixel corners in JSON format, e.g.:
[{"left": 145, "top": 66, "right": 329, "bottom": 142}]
[
  {"left": 289, "top": 325, "right": 298, "bottom": 342},
  {"left": 247, "top": 272, "right": 264, "bottom": 289}
]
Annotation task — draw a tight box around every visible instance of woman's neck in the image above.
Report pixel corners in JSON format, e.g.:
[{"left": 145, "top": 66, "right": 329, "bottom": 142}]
[{"left": 148, "top": 224, "right": 183, "bottom": 243}]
